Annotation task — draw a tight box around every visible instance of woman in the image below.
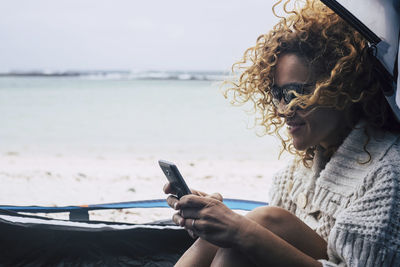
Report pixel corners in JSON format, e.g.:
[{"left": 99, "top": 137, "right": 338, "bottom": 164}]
[{"left": 164, "top": 0, "right": 400, "bottom": 266}]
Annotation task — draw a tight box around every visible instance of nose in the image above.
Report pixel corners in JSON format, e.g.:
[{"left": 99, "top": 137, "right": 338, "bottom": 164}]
[
  {"left": 276, "top": 99, "right": 287, "bottom": 117},
  {"left": 276, "top": 99, "right": 295, "bottom": 118}
]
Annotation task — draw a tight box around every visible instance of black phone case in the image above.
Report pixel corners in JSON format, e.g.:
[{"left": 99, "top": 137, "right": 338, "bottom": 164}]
[{"left": 159, "top": 160, "right": 191, "bottom": 198}]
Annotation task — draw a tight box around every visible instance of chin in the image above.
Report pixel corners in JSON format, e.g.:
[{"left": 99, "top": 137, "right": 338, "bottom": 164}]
[{"left": 292, "top": 139, "right": 309, "bottom": 151}]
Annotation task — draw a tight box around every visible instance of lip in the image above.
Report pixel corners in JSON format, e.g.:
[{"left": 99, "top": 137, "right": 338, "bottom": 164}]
[{"left": 286, "top": 121, "right": 306, "bottom": 134}]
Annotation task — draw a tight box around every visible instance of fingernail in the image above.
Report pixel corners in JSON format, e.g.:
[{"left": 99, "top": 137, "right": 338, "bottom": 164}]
[
  {"left": 178, "top": 218, "right": 183, "bottom": 226},
  {"left": 174, "top": 202, "right": 178, "bottom": 210}
]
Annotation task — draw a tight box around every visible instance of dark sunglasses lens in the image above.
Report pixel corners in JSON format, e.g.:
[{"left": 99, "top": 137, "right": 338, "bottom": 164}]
[
  {"left": 283, "top": 90, "right": 296, "bottom": 104},
  {"left": 271, "top": 86, "right": 281, "bottom": 101},
  {"left": 271, "top": 83, "right": 312, "bottom": 107},
  {"left": 283, "top": 84, "right": 306, "bottom": 104}
]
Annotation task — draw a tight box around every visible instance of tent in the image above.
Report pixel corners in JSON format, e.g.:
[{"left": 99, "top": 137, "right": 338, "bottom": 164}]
[
  {"left": 321, "top": 0, "right": 400, "bottom": 120},
  {"left": 0, "top": 209, "right": 192, "bottom": 266},
  {"left": 0, "top": 199, "right": 266, "bottom": 266}
]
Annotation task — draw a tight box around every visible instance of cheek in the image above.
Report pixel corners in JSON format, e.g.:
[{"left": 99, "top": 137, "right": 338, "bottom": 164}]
[{"left": 301, "top": 109, "right": 343, "bottom": 137}]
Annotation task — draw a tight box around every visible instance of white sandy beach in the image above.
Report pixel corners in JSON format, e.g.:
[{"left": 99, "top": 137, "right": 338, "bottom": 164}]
[{"left": 0, "top": 147, "right": 289, "bottom": 224}]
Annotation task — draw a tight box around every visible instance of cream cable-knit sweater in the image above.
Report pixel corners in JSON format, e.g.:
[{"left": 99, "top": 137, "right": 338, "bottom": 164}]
[{"left": 269, "top": 124, "right": 400, "bottom": 266}]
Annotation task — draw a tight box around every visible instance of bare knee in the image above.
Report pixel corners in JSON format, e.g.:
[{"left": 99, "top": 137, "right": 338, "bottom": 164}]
[
  {"left": 209, "top": 207, "right": 290, "bottom": 267},
  {"left": 245, "top": 206, "right": 328, "bottom": 260},
  {"left": 245, "top": 206, "right": 293, "bottom": 229}
]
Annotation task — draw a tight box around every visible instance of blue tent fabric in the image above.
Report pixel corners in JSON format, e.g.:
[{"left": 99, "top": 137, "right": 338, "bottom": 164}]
[
  {"left": 0, "top": 198, "right": 267, "bottom": 212},
  {"left": 0, "top": 199, "right": 267, "bottom": 221}
]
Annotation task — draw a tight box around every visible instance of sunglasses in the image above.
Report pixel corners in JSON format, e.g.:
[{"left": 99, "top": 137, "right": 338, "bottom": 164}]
[{"left": 271, "top": 83, "right": 314, "bottom": 107}]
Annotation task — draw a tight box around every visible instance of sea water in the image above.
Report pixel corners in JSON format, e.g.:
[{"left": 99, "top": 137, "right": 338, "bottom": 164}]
[{"left": 0, "top": 76, "right": 281, "bottom": 160}]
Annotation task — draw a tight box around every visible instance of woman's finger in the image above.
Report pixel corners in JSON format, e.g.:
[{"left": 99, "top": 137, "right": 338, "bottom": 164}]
[
  {"left": 180, "top": 208, "right": 201, "bottom": 219},
  {"left": 190, "top": 189, "right": 208, "bottom": 197},
  {"left": 177, "top": 194, "right": 217, "bottom": 209},
  {"left": 208, "top": 192, "right": 223, "bottom": 201},
  {"left": 164, "top": 182, "right": 208, "bottom": 198},
  {"left": 173, "top": 213, "right": 198, "bottom": 239},
  {"left": 183, "top": 218, "right": 202, "bottom": 232},
  {"left": 172, "top": 212, "right": 185, "bottom": 227},
  {"left": 164, "top": 182, "right": 179, "bottom": 195},
  {"left": 166, "top": 195, "right": 180, "bottom": 209},
  {"left": 187, "top": 229, "right": 197, "bottom": 239},
  {"left": 183, "top": 218, "right": 201, "bottom": 239}
]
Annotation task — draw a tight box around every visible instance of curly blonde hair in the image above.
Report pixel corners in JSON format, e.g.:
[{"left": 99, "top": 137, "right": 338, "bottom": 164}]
[{"left": 224, "top": 0, "right": 399, "bottom": 166}]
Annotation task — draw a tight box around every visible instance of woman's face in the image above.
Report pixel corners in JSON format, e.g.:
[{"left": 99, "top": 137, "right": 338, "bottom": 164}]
[{"left": 274, "top": 53, "right": 347, "bottom": 151}]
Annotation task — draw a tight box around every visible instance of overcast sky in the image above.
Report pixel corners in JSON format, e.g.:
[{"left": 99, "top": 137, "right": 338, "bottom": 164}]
[{"left": 0, "top": 0, "right": 279, "bottom": 72}]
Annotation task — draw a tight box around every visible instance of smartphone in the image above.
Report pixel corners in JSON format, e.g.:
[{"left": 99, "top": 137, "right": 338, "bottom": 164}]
[{"left": 159, "top": 160, "right": 192, "bottom": 199}]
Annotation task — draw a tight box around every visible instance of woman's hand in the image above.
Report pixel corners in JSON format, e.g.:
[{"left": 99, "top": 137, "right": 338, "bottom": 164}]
[
  {"left": 164, "top": 182, "right": 219, "bottom": 238},
  {"left": 178, "top": 194, "right": 247, "bottom": 248},
  {"left": 164, "top": 183, "right": 247, "bottom": 248}
]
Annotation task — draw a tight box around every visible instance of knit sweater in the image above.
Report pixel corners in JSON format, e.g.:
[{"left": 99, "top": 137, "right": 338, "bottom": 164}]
[{"left": 269, "top": 125, "right": 400, "bottom": 266}]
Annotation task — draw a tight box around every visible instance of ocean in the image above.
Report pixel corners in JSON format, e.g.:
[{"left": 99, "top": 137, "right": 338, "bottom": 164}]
[
  {"left": 0, "top": 73, "right": 286, "bottom": 217},
  {"left": 0, "top": 74, "right": 281, "bottom": 161}
]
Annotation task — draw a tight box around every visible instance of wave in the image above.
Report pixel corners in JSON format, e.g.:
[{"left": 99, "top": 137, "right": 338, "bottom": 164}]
[{"left": 0, "top": 70, "right": 228, "bottom": 81}]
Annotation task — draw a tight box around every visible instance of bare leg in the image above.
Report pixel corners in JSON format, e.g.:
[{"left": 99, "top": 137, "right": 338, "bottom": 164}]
[
  {"left": 211, "top": 206, "right": 328, "bottom": 266},
  {"left": 175, "top": 238, "right": 219, "bottom": 267}
]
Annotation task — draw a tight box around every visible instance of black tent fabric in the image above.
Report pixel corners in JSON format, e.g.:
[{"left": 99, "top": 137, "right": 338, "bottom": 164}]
[
  {"left": 0, "top": 199, "right": 266, "bottom": 266},
  {"left": 0, "top": 209, "right": 194, "bottom": 266}
]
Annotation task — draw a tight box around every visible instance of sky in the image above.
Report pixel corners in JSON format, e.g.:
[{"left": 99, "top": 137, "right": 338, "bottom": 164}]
[{"left": 0, "top": 0, "right": 279, "bottom": 72}]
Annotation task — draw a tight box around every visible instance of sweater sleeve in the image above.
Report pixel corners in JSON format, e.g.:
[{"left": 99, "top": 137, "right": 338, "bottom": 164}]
[{"left": 318, "top": 162, "right": 400, "bottom": 267}]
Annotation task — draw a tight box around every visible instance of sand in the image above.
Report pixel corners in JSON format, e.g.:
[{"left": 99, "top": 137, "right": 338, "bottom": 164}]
[{"left": 0, "top": 148, "right": 291, "bottom": 224}]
